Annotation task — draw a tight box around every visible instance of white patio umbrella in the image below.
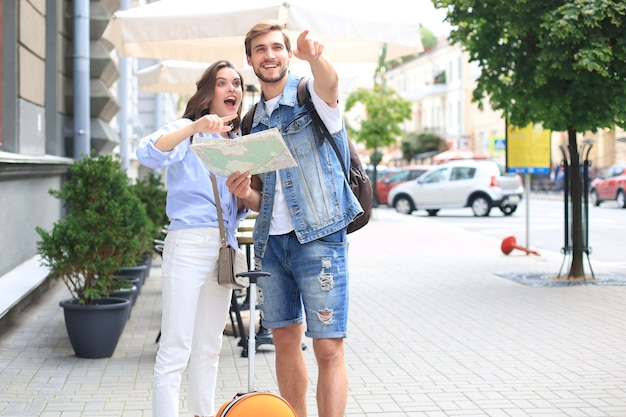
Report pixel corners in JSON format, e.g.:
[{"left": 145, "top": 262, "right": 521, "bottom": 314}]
[
  {"left": 102, "top": 0, "right": 424, "bottom": 65},
  {"left": 136, "top": 60, "right": 367, "bottom": 96},
  {"left": 136, "top": 60, "right": 259, "bottom": 94}
]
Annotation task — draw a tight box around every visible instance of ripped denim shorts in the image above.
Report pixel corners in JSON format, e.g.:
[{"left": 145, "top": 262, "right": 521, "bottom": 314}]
[{"left": 256, "top": 229, "right": 349, "bottom": 339}]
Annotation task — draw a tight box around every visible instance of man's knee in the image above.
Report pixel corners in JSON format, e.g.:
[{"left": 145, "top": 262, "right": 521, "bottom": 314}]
[
  {"left": 271, "top": 324, "right": 304, "bottom": 348},
  {"left": 313, "top": 338, "right": 344, "bottom": 364}
]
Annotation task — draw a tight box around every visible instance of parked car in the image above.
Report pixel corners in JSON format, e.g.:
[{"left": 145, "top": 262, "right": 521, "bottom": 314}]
[
  {"left": 388, "top": 160, "right": 524, "bottom": 216},
  {"left": 553, "top": 165, "right": 593, "bottom": 192},
  {"left": 376, "top": 165, "right": 430, "bottom": 205},
  {"left": 365, "top": 164, "right": 396, "bottom": 184},
  {"left": 589, "top": 163, "right": 626, "bottom": 208}
]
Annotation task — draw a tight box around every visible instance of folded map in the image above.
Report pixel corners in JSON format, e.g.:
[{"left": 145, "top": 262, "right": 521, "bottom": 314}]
[{"left": 190, "top": 128, "right": 297, "bottom": 176}]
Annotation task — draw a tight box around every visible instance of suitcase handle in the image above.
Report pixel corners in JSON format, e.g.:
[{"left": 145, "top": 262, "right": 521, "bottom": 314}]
[{"left": 235, "top": 270, "right": 270, "bottom": 391}]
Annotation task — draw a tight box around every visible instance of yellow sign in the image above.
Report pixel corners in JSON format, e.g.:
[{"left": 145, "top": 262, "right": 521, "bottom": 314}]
[{"left": 506, "top": 123, "right": 551, "bottom": 174}]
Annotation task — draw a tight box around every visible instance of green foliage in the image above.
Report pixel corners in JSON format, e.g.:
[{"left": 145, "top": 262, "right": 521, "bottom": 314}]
[
  {"left": 434, "top": 0, "right": 626, "bottom": 132},
  {"left": 345, "top": 85, "right": 412, "bottom": 202},
  {"left": 421, "top": 26, "right": 439, "bottom": 51},
  {"left": 36, "top": 155, "right": 147, "bottom": 304},
  {"left": 433, "top": 0, "right": 626, "bottom": 278},
  {"left": 401, "top": 131, "right": 448, "bottom": 163},
  {"left": 129, "top": 171, "right": 168, "bottom": 259},
  {"left": 369, "top": 150, "right": 383, "bottom": 166},
  {"left": 344, "top": 85, "right": 412, "bottom": 151}
]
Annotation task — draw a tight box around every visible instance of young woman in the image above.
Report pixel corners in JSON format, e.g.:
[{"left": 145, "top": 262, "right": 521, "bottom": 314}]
[{"left": 137, "top": 60, "right": 249, "bottom": 417}]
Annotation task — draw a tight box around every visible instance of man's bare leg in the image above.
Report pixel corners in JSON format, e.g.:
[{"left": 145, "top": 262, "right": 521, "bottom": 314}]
[
  {"left": 273, "top": 323, "right": 308, "bottom": 416},
  {"left": 313, "top": 338, "right": 347, "bottom": 417}
]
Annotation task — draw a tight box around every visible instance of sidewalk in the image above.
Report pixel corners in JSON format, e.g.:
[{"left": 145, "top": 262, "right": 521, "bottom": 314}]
[{"left": 1, "top": 207, "right": 626, "bottom": 416}]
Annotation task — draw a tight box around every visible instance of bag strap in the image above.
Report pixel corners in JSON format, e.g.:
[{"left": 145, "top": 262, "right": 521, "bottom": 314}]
[
  {"left": 209, "top": 171, "right": 228, "bottom": 248},
  {"left": 298, "top": 78, "right": 349, "bottom": 180}
]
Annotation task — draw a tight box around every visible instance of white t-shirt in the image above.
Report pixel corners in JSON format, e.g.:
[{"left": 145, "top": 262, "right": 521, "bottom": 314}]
[{"left": 264, "top": 79, "right": 342, "bottom": 235}]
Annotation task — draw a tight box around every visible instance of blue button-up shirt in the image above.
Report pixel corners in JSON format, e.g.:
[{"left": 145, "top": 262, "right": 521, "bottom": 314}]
[{"left": 136, "top": 118, "right": 248, "bottom": 248}]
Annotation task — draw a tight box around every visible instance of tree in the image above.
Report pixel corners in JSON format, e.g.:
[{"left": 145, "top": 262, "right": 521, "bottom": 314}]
[
  {"left": 421, "top": 26, "right": 439, "bottom": 51},
  {"left": 401, "top": 131, "right": 448, "bottom": 163},
  {"left": 434, "top": 0, "right": 626, "bottom": 279},
  {"left": 344, "top": 84, "right": 412, "bottom": 203}
]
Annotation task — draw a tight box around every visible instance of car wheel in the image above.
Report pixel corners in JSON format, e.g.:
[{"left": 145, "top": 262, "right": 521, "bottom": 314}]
[
  {"left": 500, "top": 205, "right": 517, "bottom": 216},
  {"left": 617, "top": 190, "right": 626, "bottom": 208},
  {"left": 426, "top": 209, "right": 439, "bottom": 216},
  {"left": 470, "top": 195, "right": 491, "bottom": 217},
  {"left": 393, "top": 195, "right": 415, "bottom": 215},
  {"left": 589, "top": 189, "right": 600, "bottom": 206}
]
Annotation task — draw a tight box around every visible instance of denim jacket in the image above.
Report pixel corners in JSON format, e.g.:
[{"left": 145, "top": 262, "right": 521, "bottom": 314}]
[{"left": 250, "top": 74, "right": 362, "bottom": 257}]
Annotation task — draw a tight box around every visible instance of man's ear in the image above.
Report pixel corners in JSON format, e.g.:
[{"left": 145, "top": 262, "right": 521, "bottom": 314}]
[{"left": 246, "top": 55, "right": 252, "bottom": 66}]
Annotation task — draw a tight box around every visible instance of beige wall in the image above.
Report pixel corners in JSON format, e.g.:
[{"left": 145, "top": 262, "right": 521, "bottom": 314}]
[
  {"left": 386, "top": 39, "right": 625, "bottom": 169},
  {"left": 19, "top": 0, "right": 46, "bottom": 106},
  {"left": 387, "top": 39, "right": 504, "bottom": 156}
]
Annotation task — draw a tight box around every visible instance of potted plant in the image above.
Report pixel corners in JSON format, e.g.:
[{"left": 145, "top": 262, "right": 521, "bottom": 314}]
[
  {"left": 110, "top": 276, "right": 138, "bottom": 319},
  {"left": 36, "top": 154, "right": 148, "bottom": 358},
  {"left": 128, "top": 170, "right": 168, "bottom": 280}
]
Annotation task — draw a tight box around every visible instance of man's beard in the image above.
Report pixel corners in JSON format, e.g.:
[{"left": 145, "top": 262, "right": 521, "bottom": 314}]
[{"left": 254, "top": 66, "right": 288, "bottom": 84}]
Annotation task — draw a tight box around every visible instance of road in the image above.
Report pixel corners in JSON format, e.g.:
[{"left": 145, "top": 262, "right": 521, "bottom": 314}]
[{"left": 382, "top": 193, "right": 625, "bottom": 266}]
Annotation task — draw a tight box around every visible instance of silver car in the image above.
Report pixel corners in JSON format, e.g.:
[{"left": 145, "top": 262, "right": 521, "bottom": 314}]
[{"left": 388, "top": 160, "right": 524, "bottom": 216}]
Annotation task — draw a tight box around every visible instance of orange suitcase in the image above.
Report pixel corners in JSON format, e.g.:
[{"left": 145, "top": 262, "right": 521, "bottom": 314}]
[{"left": 217, "top": 271, "right": 297, "bottom": 417}]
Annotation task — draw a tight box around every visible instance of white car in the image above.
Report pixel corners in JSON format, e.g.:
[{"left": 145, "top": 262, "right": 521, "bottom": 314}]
[{"left": 387, "top": 160, "right": 524, "bottom": 216}]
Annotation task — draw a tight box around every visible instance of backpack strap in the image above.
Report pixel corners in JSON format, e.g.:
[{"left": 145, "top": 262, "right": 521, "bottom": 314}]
[
  {"left": 297, "top": 77, "right": 309, "bottom": 106},
  {"left": 298, "top": 78, "right": 349, "bottom": 179}
]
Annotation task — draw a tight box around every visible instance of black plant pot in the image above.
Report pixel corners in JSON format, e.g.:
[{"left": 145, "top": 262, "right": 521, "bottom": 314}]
[
  {"left": 116, "top": 264, "right": 148, "bottom": 288},
  {"left": 137, "top": 256, "right": 153, "bottom": 278},
  {"left": 114, "top": 276, "right": 141, "bottom": 306},
  {"left": 110, "top": 285, "right": 138, "bottom": 318},
  {"left": 59, "top": 297, "right": 130, "bottom": 359}
]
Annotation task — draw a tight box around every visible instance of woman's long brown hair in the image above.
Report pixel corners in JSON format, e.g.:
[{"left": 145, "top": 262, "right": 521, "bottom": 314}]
[{"left": 182, "top": 60, "right": 243, "bottom": 131}]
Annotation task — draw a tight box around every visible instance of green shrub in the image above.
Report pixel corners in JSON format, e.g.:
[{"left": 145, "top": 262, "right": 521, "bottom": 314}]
[
  {"left": 129, "top": 170, "right": 168, "bottom": 259},
  {"left": 36, "top": 155, "right": 148, "bottom": 304}
]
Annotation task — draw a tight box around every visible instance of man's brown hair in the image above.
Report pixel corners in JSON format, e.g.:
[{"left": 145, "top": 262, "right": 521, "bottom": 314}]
[{"left": 244, "top": 20, "right": 291, "bottom": 57}]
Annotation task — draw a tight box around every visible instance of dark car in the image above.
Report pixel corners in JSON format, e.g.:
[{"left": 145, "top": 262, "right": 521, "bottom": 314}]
[
  {"left": 376, "top": 165, "right": 429, "bottom": 205},
  {"left": 589, "top": 163, "right": 626, "bottom": 208}
]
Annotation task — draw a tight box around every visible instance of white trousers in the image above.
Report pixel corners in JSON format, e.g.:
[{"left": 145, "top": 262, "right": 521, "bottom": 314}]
[{"left": 153, "top": 227, "right": 232, "bottom": 417}]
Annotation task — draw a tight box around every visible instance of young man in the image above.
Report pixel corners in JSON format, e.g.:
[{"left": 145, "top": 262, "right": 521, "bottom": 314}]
[{"left": 226, "top": 21, "right": 362, "bottom": 417}]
